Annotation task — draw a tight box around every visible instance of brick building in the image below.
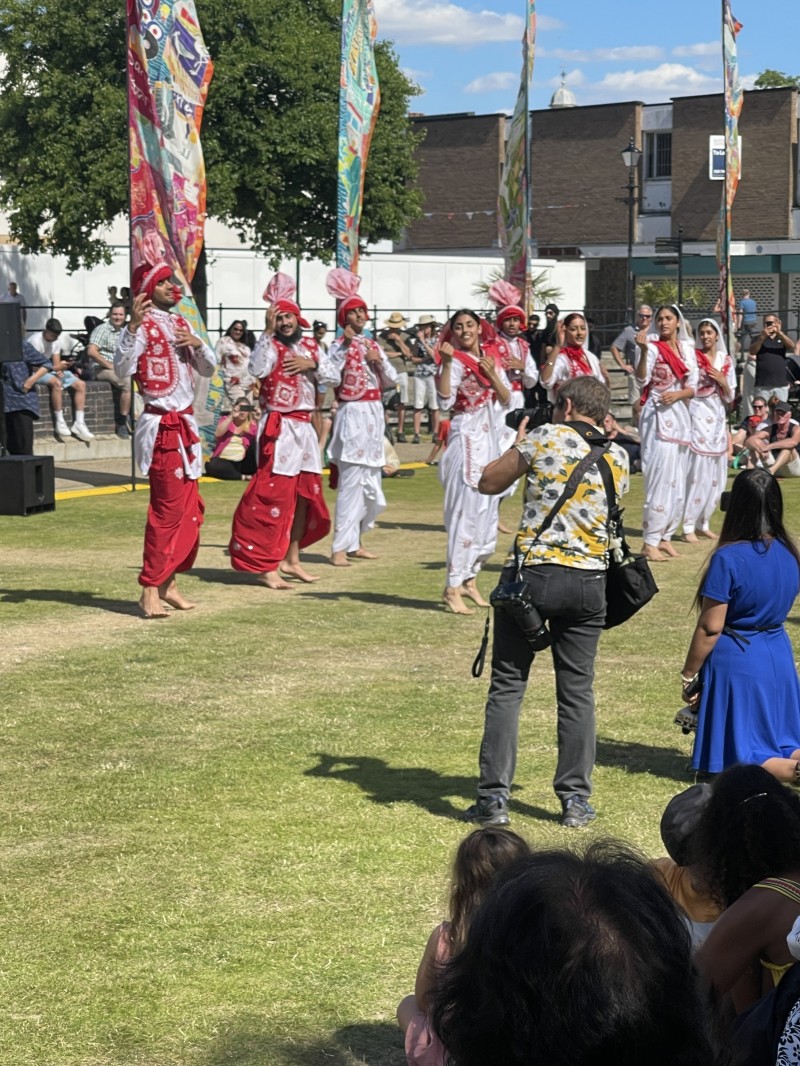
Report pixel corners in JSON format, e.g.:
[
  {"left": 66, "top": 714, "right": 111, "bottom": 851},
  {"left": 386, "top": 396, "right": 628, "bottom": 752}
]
[{"left": 404, "top": 87, "right": 800, "bottom": 331}]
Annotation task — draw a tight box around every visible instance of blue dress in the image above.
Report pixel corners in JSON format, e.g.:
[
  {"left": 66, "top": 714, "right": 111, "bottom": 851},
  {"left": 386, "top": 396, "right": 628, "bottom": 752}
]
[{"left": 692, "top": 540, "right": 800, "bottom": 772}]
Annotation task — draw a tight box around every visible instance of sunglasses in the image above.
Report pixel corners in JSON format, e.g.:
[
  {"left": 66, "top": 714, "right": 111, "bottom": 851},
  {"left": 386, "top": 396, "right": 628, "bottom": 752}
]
[
  {"left": 638, "top": 313, "right": 652, "bottom": 318},
  {"left": 753, "top": 404, "right": 767, "bottom": 409}
]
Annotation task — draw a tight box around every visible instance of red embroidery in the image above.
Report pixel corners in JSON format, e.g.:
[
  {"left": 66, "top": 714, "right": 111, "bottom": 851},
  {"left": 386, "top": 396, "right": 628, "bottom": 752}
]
[{"left": 136, "top": 313, "right": 193, "bottom": 399}]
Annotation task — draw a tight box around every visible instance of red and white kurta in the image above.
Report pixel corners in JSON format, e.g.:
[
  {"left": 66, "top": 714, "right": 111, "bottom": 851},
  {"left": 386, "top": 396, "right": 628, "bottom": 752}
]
[
  {"left": 114, "top": 309, "right": 216, "bottom": 587},
  {"left": 229, "top": 334, "right": 330, "bottom": 573},
  {"left": 684, "top": 346, "right": 736, "bottom": 535}
]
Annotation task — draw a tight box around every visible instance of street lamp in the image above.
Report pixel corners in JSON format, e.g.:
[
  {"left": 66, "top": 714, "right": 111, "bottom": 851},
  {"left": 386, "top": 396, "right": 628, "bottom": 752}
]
[{"left": 620, "top": 137, "right": 642, "bottom": 320}]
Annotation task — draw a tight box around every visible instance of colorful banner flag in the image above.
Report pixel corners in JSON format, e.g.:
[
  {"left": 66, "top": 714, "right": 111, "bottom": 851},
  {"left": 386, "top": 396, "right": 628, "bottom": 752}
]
[
  {"left": 127, "top": 0, "right": 213, "bottom": 339},
  {"left": 336, "top": 0, "right": 381, "bottom": 271},
  {"left": 498, "top": 0, "right": 536, "bottom": 301},
  {"left": 715, "top": 2, "right": 743, "bottom": 349}
]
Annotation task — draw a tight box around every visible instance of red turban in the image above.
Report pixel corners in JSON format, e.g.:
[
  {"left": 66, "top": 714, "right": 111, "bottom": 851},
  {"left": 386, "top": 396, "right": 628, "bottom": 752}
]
[
  {"left": 496, "top": 305, "right": 527, "bottom": 330},
  {"left": 337, "top": 296, "right": 369, "bottom": 329},
  {"left": 273, "top": 299, "right": 310, "bottom": 330},
  {"left": 132, "top": 262, "right": 172, "bottom": 299}
]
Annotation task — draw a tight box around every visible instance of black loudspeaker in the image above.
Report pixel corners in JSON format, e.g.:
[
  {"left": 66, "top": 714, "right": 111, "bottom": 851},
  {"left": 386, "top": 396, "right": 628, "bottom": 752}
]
[
  {"left": 0, "top": 303, "right": 24, "bottom": 363},
  {"left": 0, "top": 455, "right": 56, "bottom": 515}
]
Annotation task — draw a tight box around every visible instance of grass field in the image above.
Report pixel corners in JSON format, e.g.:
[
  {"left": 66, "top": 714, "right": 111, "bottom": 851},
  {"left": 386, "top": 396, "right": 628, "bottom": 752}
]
[{"left": 2, "top": 467, "right": 798, "bottom": 1065}]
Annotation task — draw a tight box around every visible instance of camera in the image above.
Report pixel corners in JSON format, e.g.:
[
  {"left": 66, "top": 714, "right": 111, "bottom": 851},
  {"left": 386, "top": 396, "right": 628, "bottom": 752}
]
[
  {"left": 505, "top": 405, "right": 554, "bottom": 431},
  {"left": 674, "top": 706, "right": 698, "bottom": 735},
  {"left": 237, "top": 404, "right": 256, "bottom": 413},
  {"left": 490, "top": 579, "right": 551, "bottom": 651}
]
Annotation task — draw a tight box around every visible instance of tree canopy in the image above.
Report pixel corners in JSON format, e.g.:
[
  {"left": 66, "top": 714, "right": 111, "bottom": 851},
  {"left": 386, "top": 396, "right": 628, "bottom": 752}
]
[
  {"left": 0, "top": 0, "right": 422, "bottom": 272},
  {"left": 754, "top": 69, "right": 800, "bottom": 90}
]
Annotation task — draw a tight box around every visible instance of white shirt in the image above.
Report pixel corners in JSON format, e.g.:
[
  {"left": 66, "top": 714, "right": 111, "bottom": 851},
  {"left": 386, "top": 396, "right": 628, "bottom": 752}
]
[
  {"left": 319, "top": 334, "right": 397, "bottom": 468},
  {"left": 250, "top": 333, "right": 322, "bottom": 475},
  {"left": 28, "top": 331, "right": 66, "bottom": 360}
]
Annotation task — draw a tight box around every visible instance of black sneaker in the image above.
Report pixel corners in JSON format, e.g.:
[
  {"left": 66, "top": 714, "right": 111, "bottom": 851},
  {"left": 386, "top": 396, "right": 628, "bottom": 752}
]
[
  {"left": 463, "top": 794, "right": 510, "bottom": 826},
  {"left": 561, "top": 796, "right": 596, "bottom": 828},
  {"left": 412, "top": 433, "right": 421, "bottom": 444},
  {"left": 396, "top": 433, "right": 407, "bottom": 443},
  {"left": 116, "top": 423, "right": 131, "bottom": 440}
]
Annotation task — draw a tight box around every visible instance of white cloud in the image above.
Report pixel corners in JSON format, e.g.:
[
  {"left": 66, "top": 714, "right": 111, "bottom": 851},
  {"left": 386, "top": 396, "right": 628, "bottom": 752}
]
[
  {"left": 673, "top": 41, "right": 720, "bottom": 57},
  {"left": 402, "top": 66, "right": 430, "bottom": 90},
  {"left": 740, "top": 73, "right": 759, "bottom": 90},
  {"left": 548, "top": 69, "right": 586, "bottom": 88},
  {"left": 586, "top": 63, "right": 721, "bottom": 102},
  {"left": 374, "top": 0, "right": 562, "bottom": 46},
  {"left": 464, "top": 71, "right": 517, "bottom": 94},
  {"left": 540, "top": 45, "right": 663, "bottom": 63}
]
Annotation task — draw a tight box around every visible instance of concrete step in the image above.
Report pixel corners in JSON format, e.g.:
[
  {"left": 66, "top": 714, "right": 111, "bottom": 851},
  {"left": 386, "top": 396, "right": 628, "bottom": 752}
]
[{"left": 33, "top": 434, "right": 134, "bottom": 462}]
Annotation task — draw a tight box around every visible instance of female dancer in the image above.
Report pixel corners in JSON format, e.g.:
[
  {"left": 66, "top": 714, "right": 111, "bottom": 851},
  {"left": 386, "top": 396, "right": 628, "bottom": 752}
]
[
  {"left": 437, "top": 309, "right": 511, "bottom": 615},
  {"left": 683, "top": 318, "right": 735, "bottom": 542},
  {"left": 681, "top": 467, "right": 800, "bottom": 781},
  {"left": 539, "top": 312, "right": 606, "bottom": 401},
  {"left": 636, "top": 304, "right": 698, "bottom": 562}
]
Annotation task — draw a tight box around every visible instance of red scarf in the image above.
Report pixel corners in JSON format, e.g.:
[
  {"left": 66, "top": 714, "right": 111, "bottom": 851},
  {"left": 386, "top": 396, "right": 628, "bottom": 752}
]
[
  {"left": 561, "top": 346, "right": 592, "bottom": 375},
  {"left": 653, "top": 340, "right": 688, "bottom": 382}
]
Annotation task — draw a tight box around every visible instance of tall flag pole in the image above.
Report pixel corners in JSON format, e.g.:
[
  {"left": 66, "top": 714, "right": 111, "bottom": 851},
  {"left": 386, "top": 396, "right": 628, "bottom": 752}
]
[
  {"left": 716, "top": 1, "right": 743, "bottom": 353},
  {"left": 336, "top": 0, "right": 381, "bottom": 271},
  {"left": 126, "top": 0, "right": 213, "bottom": 339},
  {"left": 498, "top": 0, "right": 536, "bottom": 305}
]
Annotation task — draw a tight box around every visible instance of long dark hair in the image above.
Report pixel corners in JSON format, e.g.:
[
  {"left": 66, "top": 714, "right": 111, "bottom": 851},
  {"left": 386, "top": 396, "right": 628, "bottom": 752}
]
[
  {"left": 448, "top": 827, "right": 530, "bottom": 953},
  {"left": 695, "top": 469, "right": 800, "bottom": 604},
  {"left": 224, "top": 319, "right": 246, "bottom": 339},
  {"left": 695, "top": 764, "right": 800, "bottom": 908}
]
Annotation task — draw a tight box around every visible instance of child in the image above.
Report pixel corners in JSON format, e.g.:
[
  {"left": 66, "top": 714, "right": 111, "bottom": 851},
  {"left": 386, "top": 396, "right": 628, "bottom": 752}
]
[
  {"left": 397, "top": 827, "right": 529, "bottom": 1065},
  {"left": 424, "top": 418, "right": 449, "bottom": 466},
  {"left": 650, "top": 783, "right": 722, "bottom": 950}
]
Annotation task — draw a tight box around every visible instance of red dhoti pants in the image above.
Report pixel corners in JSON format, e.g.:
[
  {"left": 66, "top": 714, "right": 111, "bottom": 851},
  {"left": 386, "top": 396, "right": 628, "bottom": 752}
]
[
  {"left": 229, "top": 425, "right": 330, "bottom": 574},
  {"left": 140, "top": 441, "right": 205, "bottom": 587}
]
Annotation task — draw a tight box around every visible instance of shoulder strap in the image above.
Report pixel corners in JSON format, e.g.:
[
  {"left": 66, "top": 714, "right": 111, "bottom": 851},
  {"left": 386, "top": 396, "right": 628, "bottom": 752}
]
[{"left": 514, "top": 441, "right": 612, "bottom": 573}]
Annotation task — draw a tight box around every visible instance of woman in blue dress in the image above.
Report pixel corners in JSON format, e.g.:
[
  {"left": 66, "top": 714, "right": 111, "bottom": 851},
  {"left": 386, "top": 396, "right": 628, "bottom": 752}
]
[{"left": 681, "top": 468, "right": 800, "bottom": 781}]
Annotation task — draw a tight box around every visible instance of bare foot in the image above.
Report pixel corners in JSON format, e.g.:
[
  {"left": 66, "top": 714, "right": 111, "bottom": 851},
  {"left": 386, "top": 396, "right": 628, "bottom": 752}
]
[
  {"left": 497, "top": 520, "right": 514, "bottom": 535},
  {"left": 347, "top": 548, "right": 379, "bottom": 560},
  {"left": 280, "top": 563, "right": 320, "bottom": 583},
  {"left": 681, "top": 532, "right": 700, "bottom": 544},
  {"left": 699, "top": 529, "right": 718, "bottom": 540},
  {"left": 442, "top": 588, "right": 474, "bottom": 615},
  {"left": 256, "top": 571, "right": 293, "bottom": 590},
  {"left": 158, "top": 580, "right": 197, "bottom": 611},
  {"left": 330, "top": 551, "right": 351, "bottom": 567},
  {"left": 460, "top": 581, "right": 490, "bottom": 608},
  {"left": 642, "top": 545, "right": 670, "bottom": 563},
  {"left": 139, "top": 588, "right": 170, "bottom": 618},
  {"left": 659, "top": 540, "right": 680, "bottom": 558}
]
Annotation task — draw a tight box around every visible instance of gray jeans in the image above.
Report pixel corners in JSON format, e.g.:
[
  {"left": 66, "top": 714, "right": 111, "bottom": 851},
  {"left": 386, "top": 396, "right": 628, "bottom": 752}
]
[{"left": 478, "top": 563, "right": 606, "bottom": 804}]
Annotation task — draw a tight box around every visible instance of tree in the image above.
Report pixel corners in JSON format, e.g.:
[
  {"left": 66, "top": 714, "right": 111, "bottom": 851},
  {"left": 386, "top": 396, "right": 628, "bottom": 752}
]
[
  {"left": 0, "top": 0, "right": 422, "bottom": 274},
  {"left": 635, "top": 280, "right": 706, "bottom": 312},
  {"left": 754, "top": 69, "right": 800, "bottom": 89}
]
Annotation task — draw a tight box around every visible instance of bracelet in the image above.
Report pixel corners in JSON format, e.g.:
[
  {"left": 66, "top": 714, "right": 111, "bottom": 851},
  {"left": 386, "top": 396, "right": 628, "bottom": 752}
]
[{"left": 680, "top": 672, "right": 698, "bottom": 685}]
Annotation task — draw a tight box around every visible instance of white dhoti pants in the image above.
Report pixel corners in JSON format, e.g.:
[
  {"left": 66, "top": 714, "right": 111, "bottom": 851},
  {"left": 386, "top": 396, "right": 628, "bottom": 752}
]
[
  {"left": 683, "top": 451, "right": 728, "bottom": 534},
  {"left": 441, "top": 444, "right": 496, "bottom": 588},
  {"left": 332, "top": 461, "right": 386, "bottom": 553}
]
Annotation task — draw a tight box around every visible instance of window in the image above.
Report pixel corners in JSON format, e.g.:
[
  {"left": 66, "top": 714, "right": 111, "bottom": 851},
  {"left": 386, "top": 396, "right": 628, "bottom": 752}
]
[{"left": 644, "top": 132, "right": 672, "bottom": 180}]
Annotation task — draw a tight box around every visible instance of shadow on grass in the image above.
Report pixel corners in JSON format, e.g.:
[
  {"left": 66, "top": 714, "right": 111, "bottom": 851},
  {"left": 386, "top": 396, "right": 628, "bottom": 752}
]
[
  {"left": 304, "top": 753, "right": 561, "bottom": 823},
  {"left": 298, "top": 591, "right": 443, "bottom": 612},
  {"left": 190, "top": 567, "right": 270, "bottom": 586},
  {"left": 596, "top": 735, "right": 690, "bottom": 783},
  {"left": 376, "top": 521, "right": 444, "bottom": 533},
  {"left": 199, "top": 1015, "right": 405, "bottom": 1066},
  {"left": 54, "top": 465, "right": 140, "bottom": 488},
  {"left": 0, "top": 587, "right": 143, "bottom": 616}
]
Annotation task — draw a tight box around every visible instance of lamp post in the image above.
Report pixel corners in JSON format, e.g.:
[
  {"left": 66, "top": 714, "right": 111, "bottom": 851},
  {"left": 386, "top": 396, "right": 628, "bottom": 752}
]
[{"left": 620, "top": 137, "right": 642, "bottom": 320}]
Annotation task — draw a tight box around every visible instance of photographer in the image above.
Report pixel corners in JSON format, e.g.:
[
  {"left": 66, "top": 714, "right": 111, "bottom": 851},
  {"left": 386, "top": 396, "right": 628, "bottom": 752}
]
[
  {"left": 205, "top": 401, "right": 259, "bottom": 480},
  {"left": 464, "top": 376, "right": 629, "bottom": 829}
]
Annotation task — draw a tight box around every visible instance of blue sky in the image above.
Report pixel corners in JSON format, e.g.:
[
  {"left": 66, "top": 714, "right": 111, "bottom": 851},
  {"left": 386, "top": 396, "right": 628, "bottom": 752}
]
[{"left": 374, "top": 0, "right": 796, "bottom": 115}]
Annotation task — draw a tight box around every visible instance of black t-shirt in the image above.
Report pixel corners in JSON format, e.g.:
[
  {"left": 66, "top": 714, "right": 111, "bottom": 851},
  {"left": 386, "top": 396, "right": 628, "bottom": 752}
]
[{"left": 755, "top": 337, "right": 789, "bottom": 387}]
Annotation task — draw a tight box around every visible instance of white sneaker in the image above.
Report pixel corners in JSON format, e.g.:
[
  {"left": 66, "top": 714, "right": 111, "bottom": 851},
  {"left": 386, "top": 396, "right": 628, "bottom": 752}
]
[
  {"left": 54, "top": 418, "right": 73, "bottom": 440},
  {"left": 71, "top": 422, "right": 94, "bottom": 442}
]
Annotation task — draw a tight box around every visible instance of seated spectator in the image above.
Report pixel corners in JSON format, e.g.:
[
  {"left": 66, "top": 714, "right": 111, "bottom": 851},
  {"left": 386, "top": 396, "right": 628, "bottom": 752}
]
[
  {"left": 205, "top": 401, "right": 259, "bottom": 480},
  {"left": 86, "top": 302, "right": 133, "bottom": 438},
  {"left": 651, "top": 784, "right": 722, "bottom": 950},
  {"left": 432, "top": 840, "right": 719, "bottom": 1066},
  {"left": 382, "top": 437, "right": 414, "bottom": 478},
  {"left": 1, "top": 340, "right": 52, "bottom": 454},
  {"left": 730, "top": 400, "right": 769, "bottom": 466},
  {"left": 745, "top": 400, "right": 800, "bottom": 476},
  {"left": 603, "top": 412, "right": 641, "bottom": 471},
  {"left": 30, "top": 318, "right": 94, "bottom": 442},
  {"left": 695, "top": 764, "right": 800, "bottom": 1014},
  {"left": 216, "top": 321, "right": 256, "bottom": 405},
  {"left": 397, "top": 827, "right": 529, "bottom": 1066}
]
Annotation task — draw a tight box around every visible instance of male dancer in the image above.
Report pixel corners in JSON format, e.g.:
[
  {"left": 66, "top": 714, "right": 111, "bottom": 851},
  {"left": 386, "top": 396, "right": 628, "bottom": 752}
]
[
  {"left": 319, "top": 291, "right": 397, "bottom": 566},
  {"left": 114, "top": 262, "right": 216, "bottom": 618},
  {"left": 229, "top": 277, "right": 330, "bottom": 588}
]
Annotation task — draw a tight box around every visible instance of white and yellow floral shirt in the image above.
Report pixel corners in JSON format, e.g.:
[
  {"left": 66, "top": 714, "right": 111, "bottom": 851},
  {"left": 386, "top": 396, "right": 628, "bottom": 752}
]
[{"left": 510, "top": 421, "right": 630, "bottom": 570}]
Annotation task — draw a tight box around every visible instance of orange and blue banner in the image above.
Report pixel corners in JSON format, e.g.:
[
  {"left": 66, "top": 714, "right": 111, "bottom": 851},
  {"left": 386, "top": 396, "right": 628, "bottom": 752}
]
[
  {"left": 337, "top": 0, "right": 381, "bottom": 270},
  {"left": 126, "top": 0, "right": 212, "bottom": 341},
  {"left": 716, "top": 1, "right": 743, "bottom": 347},
  {"left": 498, "top": 0, "right": 536, "bottom": 299}
]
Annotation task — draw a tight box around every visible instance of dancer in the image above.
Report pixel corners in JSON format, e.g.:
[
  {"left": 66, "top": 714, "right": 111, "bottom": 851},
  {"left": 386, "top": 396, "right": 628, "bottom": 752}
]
[
  {"left": 539, "top": 312, "right": 606, "bottom": 401},
  {"left": 396, "top": 827, "right": 529, "bottom": 1066},
  {"left": 114, "top": 261, "right": 216, "bottom": 618},
  {"left": 436, "top": 309, "right": 511, "bottom": 615},
  {"left": 636, "top": 304, "right": 698, "bottom": 563},
  {"left": 683, "top": 318, "right": 735, "bottom": 542},
  {"left": 320, "top": 269, "right": 397, "bottom": 567},
  {"left": 229, "top": 274, "right": 330, "bottom": 588}
]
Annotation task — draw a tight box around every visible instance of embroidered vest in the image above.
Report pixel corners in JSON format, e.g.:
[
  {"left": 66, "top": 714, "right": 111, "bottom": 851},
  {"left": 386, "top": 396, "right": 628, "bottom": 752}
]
[
  {"left": 136, "top": 313, "right": 193, "bottom": 400},
  {"left": 259, "top": 337, "right": 319, "bottom": 412},
  {"left": 336, "top": 338, "right": 382, "bottom": 402},
  {"left": 452, "top": 367, "right": 492, "bottom": 414},
  {"left": 696, "top": 353, "right": 731, "bottom": 400}
]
